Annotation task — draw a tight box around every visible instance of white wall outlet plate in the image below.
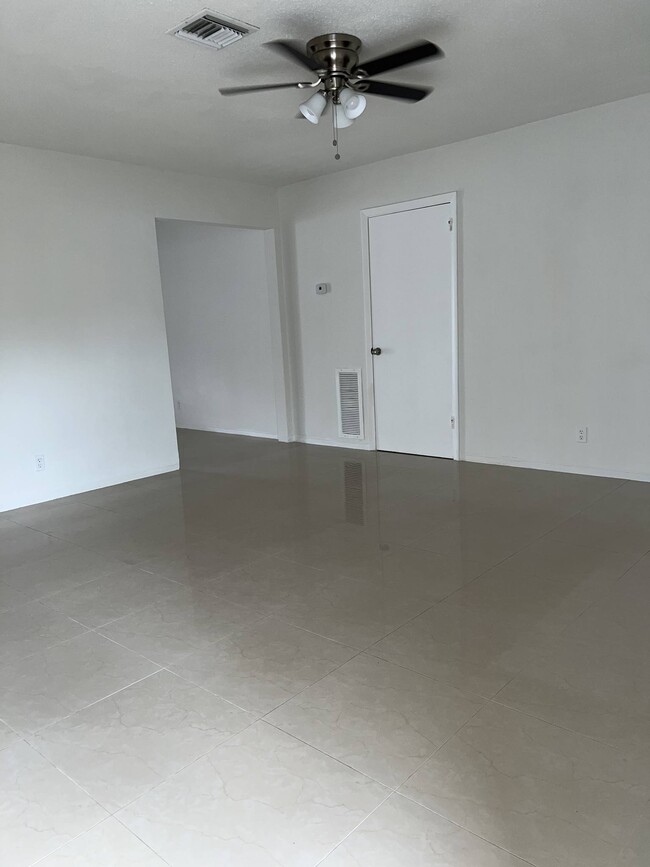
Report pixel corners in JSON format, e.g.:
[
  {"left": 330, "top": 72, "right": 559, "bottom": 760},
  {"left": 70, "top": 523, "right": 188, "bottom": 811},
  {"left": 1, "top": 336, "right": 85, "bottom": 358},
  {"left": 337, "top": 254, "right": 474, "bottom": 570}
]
[
  {"left": 35, "top": 454, "right": 45, "bottom": 471},
  {"left": 315, "top": 283, "right": 330, "bottom": 295},
  {"left": 577, "top": 427, "right": 588, "bottom": 443}
]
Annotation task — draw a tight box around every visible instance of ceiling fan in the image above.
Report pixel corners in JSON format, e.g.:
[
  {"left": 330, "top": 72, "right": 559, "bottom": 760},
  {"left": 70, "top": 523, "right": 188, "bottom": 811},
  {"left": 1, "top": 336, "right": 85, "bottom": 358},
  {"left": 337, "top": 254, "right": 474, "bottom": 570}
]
[{"left": 219, "top": 33, "right": 443, "bottom": 159}]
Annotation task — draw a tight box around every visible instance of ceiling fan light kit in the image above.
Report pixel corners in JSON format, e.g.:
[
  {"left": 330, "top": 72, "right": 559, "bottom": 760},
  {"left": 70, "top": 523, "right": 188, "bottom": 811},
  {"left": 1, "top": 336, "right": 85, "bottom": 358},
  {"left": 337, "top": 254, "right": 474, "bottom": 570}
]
[
  {"left": 219, "top": 32, "right": 443, "bottom": 160},
  {"left": 299, "top": 90, "right": 327, "bottom": 124}
]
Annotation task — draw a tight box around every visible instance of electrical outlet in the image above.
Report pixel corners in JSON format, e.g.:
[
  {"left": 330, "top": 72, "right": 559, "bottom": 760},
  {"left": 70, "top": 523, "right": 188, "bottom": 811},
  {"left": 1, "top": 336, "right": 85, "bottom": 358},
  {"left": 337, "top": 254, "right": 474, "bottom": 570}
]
[
  {"left": 577, "top": 427, "right": 588, "bottom": 443},
  {"left": 35, "top": 455, "right": 45, "bottom": 471}
]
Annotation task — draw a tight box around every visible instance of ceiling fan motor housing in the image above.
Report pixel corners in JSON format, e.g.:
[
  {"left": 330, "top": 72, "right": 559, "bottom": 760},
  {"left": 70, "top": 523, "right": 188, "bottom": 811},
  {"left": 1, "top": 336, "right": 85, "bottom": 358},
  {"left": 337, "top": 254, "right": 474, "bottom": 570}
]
[{"left": 306, "top": 33, "right": 363, "bottom": 97}]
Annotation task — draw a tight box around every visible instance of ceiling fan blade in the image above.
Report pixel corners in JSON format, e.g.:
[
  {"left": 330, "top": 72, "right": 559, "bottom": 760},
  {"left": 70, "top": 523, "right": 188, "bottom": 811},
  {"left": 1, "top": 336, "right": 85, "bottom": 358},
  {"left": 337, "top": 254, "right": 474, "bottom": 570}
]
[
  {"left": 357, "top": 41, "right": 442, "bottom": 78},
  {"left": 355, "top": 80, "right": 432, "bottom": 102},
  {"left": 219, "top": 82, "right": 309, "bottom": 96},
  {"left": 266, "top": 40, "right": 322, "bottom": 72}
]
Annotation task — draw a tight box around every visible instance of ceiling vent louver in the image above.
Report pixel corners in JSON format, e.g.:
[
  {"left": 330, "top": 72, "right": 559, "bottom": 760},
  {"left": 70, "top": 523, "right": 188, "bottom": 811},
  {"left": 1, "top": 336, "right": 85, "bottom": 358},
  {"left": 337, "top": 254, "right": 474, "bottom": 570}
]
[{"left": 170, "top": 10, "right": 257, "bottom": 50}]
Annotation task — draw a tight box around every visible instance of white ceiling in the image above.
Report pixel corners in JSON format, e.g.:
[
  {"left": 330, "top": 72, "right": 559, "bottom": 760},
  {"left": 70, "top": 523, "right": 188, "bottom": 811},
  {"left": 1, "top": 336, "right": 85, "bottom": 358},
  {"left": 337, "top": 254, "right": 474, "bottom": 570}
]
[{"left": 1, "top": 0, "right": 649, "bottom": 185}]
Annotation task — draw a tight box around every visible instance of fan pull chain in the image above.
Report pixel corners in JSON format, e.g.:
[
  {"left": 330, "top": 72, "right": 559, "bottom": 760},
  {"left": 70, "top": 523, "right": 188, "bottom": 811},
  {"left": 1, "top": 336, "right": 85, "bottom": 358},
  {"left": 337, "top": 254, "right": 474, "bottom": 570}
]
[{"left": 331, "top": 99, "right": 341, "bottom": 160}]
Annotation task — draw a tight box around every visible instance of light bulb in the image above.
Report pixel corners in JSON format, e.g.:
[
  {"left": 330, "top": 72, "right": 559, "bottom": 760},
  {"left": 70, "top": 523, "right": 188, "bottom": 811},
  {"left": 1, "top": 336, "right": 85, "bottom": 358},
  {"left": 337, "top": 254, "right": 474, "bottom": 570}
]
[
  {"left": 299, "top": 91, "right": 327, "bottom": 124},
  {"left": 339, "top": 87, "right": 367, "bottom": 119}
]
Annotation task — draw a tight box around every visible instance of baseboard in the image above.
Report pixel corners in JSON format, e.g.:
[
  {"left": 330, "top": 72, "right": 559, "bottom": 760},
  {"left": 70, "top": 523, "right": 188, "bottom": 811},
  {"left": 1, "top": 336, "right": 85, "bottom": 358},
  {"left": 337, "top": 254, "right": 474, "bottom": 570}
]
[
  {"left": 293, "top": 435, "right": 374, "bottom": 451},
  {"left": 178, "top": 425, "right": 278, "bottom": 440},
  {"left": 464, "top": 453, "right": 649, "bottom": 483},
  {"left": 1, "top": 462, "right": 180, "bottom": 513}
]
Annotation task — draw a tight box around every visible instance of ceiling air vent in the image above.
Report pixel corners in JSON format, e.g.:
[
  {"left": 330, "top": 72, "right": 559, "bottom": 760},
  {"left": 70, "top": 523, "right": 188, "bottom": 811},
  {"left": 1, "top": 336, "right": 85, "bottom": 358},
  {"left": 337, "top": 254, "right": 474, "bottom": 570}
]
[
  {"left": 170, "top": 10, "right": 258, "bottom": 50},
  {"left": 336, "top": 369, "right": 364, "bottom": 439}
]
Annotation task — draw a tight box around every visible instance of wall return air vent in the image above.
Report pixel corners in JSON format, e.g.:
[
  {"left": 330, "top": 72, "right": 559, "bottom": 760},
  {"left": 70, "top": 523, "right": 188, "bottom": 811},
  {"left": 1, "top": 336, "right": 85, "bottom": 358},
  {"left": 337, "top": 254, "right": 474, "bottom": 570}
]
[
  {"left": 170, "top": 10, "right": 258, "bottom": 50},
  {"left": 336, "top": 369, "right": 364, "bottom": 439}
]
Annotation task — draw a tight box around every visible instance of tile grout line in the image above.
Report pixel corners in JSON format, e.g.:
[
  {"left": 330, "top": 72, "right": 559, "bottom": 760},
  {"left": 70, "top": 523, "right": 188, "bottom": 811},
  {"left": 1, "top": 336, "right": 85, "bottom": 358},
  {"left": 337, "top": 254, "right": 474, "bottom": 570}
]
[
  {"left": 312, "top": 787, "right": 395, "bottom": 866},
  {"left": 25, "top": 667, "right": 165, "bottom": 738},
  {"left": 27, "top": 814, "right": 113, "bottom": 866},
  {"left": 392, "top": 786, "right": 540, "bottom": 867}
]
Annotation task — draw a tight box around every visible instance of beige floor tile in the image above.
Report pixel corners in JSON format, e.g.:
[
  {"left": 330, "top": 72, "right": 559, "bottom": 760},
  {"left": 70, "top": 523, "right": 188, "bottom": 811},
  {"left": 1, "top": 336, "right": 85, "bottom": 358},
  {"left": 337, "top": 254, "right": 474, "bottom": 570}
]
[
  {"left": 42, "top": 566, "right": 181, "bottom": 628},
  {"left": 371, "top": 601, "right": 549, "bottom": 697},
  {"left": 444, "top": 539, "right": 634, "bottom": 633},
  {"left": 3, "top": 499, "right": 111, "bottom": 534},
  {"left": 0, "top": 741, "right": 108, "bottom": 867},
  {"left": 564, "top": 554, "right": 650, "bottom": 657},
  {"left": 31, "top": 670, "right": 254, "bottom": 812},
  {"left": 172, "top": 617, "right": 356, "bottom": 714},
  {"left": 98, "top": 587, "right": 263, "bottom": 665},
  {"left": 0, "top": 631, "right": 159, "bottom": 734},
  {"left": 0, "top": 524, "right": 72, "bottom": 571},
  {"left": 36, "top": 818, "right": 167, "bottom": 865},
  {"left": 119, "top": 721, "right": 387, "bottom": 867},
  {"left": 359, "top": 545, "right": 489, "bottom": 600},
  {"left": 278, "top": 524, "right": 395, "bottom": 582},
  {"left": 0, "top": 601, "right": 87, "bottom": 666},
  {"left": 4, "top": 434, "right": 650, "bottom": 866},
  {"left": 76, "top": 482, "right": 179, "bottom": 514},
  {"left": 401, "top": 703, "right": 650, "bottom": 867},
  {"left": 136, "top": 537, "right": 264, "bottom": 585},
  {"left": 267, "top": 654, "right": 484, "bottom": 786},
  {"left": 207, "top": 556, "right": 342, "bottom": 614},
  {"left": 277, "top": 576, "right": 432, "bottom": 649},
  {"left": 0, "top": 581, "right": 34, "bottom": 614},
  {"left": 496, "top": 635, "right": 650, "bottom": 756},
  {"left": 213, "top": 511, "right": 340, "bottom": 555},
  {"left": 409, "top": 514, "right": 553, "bottom": 565},
  {"left": 321, "top": 793, "right": 529, "bottom": 866},
  {"left": 545, "top": 510, "right": 650, "bottom": 554},
  {"left": 0, "top": 546, "right": 126, "bottom": 602},
  {"left": 0, "top": 719, "right": 21, "bottom": 751}
]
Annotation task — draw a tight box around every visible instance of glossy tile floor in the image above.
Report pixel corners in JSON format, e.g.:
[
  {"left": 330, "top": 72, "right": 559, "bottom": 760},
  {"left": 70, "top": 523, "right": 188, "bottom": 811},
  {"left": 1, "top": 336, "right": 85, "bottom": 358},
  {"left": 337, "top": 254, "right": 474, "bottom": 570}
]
[{"left": 1, "top": 429, "right": 649, "bottom": 866}]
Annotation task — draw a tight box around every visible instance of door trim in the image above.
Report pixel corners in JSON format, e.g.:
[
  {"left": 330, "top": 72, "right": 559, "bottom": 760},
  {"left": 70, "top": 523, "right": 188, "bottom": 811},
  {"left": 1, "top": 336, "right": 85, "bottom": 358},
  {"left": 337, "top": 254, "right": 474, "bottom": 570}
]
[{"left": 360, "top": 192, "right": 460, "bottom": 459}]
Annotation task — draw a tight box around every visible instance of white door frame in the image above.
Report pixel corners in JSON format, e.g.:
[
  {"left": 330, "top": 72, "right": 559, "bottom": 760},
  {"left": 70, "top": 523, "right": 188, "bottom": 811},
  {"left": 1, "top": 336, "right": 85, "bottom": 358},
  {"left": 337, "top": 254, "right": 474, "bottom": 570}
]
[{"left": 360, "top": 192, "right": 460, "bottom": 459}]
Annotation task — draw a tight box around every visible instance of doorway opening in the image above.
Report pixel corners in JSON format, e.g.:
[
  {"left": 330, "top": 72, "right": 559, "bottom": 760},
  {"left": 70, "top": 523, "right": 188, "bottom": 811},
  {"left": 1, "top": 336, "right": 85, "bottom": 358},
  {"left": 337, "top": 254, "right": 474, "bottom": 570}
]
[
  {"left": 360, "top": 193, "right": 459, "bottom": 459},
  {"left": 155, "top": 219, "right": 290, "bottom": 443}
]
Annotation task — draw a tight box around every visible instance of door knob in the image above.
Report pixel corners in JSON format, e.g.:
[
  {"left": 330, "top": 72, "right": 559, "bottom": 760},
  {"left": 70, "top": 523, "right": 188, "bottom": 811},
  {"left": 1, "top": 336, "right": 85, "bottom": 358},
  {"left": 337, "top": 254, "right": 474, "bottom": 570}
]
[{"left": 370, "top": 347, "right": 382, "bottom": 356}]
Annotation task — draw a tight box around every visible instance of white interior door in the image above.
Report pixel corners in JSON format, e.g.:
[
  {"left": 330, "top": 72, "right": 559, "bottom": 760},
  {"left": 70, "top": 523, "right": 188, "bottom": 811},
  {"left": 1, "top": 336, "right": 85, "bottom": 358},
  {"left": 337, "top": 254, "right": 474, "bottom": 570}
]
[{"left": 369, "top": 203, "right": 455, "bottom": 457}]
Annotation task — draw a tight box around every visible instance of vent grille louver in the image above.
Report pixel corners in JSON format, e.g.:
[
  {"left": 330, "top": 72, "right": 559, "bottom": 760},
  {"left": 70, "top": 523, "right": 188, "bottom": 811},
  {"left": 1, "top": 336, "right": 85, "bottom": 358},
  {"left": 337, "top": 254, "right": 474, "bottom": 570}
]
[
  {"left": 336, "top": 369, "right": 364, "bottom": 439},
  {"left": 171, "top": 10, "right": 257, "bottom": 50}
]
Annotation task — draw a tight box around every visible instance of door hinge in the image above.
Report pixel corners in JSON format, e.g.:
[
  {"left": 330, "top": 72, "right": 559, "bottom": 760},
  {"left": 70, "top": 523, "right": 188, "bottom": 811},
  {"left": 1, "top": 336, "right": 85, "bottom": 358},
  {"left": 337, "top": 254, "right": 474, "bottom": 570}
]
[
  {"left": 451, "top": 416, "right": 456, "bottom": 429},
  {"left": 448, "top": 217, "right": 453, "bottom": 231}
]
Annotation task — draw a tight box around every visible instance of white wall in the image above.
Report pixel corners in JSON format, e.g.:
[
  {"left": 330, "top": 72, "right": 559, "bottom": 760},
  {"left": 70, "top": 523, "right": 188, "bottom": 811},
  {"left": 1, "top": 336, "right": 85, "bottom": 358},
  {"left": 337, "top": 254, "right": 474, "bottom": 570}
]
[
  {"left": 279, "top": 94, "right": 650, "bottom": 480},
  {"left": 0, "top": 142, "right": 279, "bottom": 511},
  {"left": 156, "top": 221, "right": 277, "bottom": 438}
]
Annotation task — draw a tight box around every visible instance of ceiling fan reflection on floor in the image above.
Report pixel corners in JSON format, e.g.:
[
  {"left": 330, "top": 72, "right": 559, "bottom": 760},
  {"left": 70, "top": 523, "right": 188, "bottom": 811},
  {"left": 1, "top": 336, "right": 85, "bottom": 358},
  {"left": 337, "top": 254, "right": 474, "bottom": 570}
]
[{"left": 219, "top": 33, "right": 443, "bottom": 159}]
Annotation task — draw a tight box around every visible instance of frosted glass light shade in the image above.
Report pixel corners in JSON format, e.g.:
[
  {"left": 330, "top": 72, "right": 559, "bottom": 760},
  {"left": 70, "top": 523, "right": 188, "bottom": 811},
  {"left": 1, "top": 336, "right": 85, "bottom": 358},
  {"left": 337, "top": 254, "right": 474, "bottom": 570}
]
[
  {"left": 334, "top": 103, "right": 354, "bottom": 129},
  {"left": 299, "top": 91, "right": 327, "bottom": 124},
  {"left": 340, "top": 88, "right": 367, "bottom": 119}
]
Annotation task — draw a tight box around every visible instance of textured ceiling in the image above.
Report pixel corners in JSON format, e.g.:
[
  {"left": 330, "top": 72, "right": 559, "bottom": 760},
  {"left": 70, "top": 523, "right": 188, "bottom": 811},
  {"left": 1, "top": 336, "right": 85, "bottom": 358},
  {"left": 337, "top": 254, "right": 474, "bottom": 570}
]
[{"left": 1, "top": 0, "right": 649, "bottom": 185}]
